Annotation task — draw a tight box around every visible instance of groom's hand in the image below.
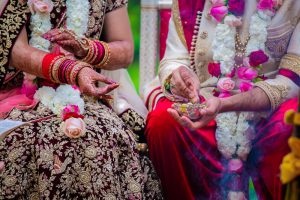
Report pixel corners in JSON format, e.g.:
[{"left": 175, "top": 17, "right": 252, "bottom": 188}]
[
  {"left": 170, "top": 66, "right": 200, "bottom": 103},
  {"left": 168, "top": 97, "right": 222, "bottom": 130}
]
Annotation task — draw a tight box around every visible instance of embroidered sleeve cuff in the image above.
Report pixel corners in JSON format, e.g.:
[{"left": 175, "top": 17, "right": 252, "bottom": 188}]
[{"left": 255, "top": 81, "right": 290, "bottom": 111}]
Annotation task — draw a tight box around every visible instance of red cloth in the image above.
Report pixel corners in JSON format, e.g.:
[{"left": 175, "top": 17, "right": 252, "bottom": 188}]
[
  {"left": 159, "top": 10, "right": 171, "bottom": 59},
  {"left": 178, "top": 0, "right": 205, "bottom": 51},
  {"left": 145, "top": 97, "right": 296, "bottom": 200}
]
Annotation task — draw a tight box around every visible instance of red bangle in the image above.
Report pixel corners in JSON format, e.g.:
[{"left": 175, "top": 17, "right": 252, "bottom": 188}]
[{"left": 42, "top": 53, "right": 61, "bottom": 80}]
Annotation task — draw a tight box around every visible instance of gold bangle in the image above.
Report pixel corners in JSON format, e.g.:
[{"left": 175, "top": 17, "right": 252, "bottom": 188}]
[
  {"left": 70, "top": 61, "right": 92, "bottom": 85},
  {"left": 95, "top": 41, "right": 111, "bottom": 68},
  {"left": 50, "top": 56, "right": 65, "bottom": 83}
]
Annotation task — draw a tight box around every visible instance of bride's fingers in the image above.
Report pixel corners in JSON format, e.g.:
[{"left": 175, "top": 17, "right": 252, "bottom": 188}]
[
  {"left": 95, "top": 84, "right": 119, "bottom": 96},
  {"left": 42, "top": 28, "right": 61, "bottom": 39},
  {"left": 94, "top": 73, "right": 117, "bottom": 85},
  {"left": 56, "top": 40, "right": 78, "bottom": 50},
  {"left": 49, "top": 32, "right": 73, "bottom": 42}
]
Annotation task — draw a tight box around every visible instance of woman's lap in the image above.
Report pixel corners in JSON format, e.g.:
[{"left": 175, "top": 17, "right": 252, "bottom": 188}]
[{"left": 0, "top": 100, "right": 162, "bottom": 199}]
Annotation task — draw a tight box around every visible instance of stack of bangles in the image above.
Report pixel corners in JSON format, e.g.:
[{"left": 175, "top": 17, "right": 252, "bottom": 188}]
[
  {"left": 80, "top": 39, "right": 111, "bottom": 68},
  {"left": 42, "top": 54, "right": 92, "bottom": 85}
]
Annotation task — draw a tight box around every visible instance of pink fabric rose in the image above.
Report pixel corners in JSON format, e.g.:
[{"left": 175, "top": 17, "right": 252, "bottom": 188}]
[
  {"left": 61, "top": 117, "right": 86, "bottom": 139},
  {"left": 249, "top": 50, "right": 269, "bottom": 67},
  {"left": 257, "top": 0, "right": 275, "bottom": 11},
  {"left": 210, "top": 0, "right": 225, "bottom": 6},
  {"left": 237, "top": 67, "right": 258, "bottom": 80},
  {"left": 210, "top": 6, "right": 228, "bottom": 22},
  {"left": 228, "top": 0, "right": 245, "bottom": 16},
  {"left": 224, "top": 15, "right": 242, "bottom": 27},
  {"left": 28, "top": 0, "right": 54, "bottom": 14},
  {"left": 217, "top": 77, "right": 235, "bottom": 92},
  {"left": 239, "top": 81, "right": 254, "bottom": 92},
  {"left": 208, "top": 62, "right": 221, "bottom": 77}
]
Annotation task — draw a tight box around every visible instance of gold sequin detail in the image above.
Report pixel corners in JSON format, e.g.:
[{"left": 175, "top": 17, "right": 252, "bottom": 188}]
[
  {"left": 8, "top": 149, "right": 20, "bottom": 162},
  {"left": 85, "top": 146, "right": 97, "bottom": 159},
  {"left": 79, "top": 171, "right": 91, "bottom": 185},
  {"left": 4, "top": 175, "right": 17, "bottom": 187},
  {"left": 200, "top": 31, "right": 208, "bottom": 39},
  {"left": 40, "top": 150, "right": 53, "bottom": 162}
]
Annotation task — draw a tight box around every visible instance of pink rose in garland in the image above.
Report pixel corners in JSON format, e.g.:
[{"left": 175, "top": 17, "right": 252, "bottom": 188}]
[
  {"left": 210, "top": 5, "right": 228, "bottom": 22},
  {"left": 237, "top": 67, "right": 258, "bottom": 80},
  {"left": 257, "top": 0, "right": 275, "bottom": 11},
  {"left": 208, "top": 62, "right": 221, "bottom": 77},
  {"left": 217, "top": 77, "right": 235, "bottom": 92},
  {"left": 228, "top": 0, "right": 245, "bottom": 16},
  {"left": 239, "top": 81, "right": 254, "bottom": 92},
  {"left": 249, "top": 50, "right": 269, "bottom": 67}
]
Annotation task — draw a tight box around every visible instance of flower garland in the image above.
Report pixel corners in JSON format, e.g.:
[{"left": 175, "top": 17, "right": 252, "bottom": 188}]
[
  {"left": 28, "top": 0, "right": 90, "bottom": 138},
  {"left": 208, "top": 0, "right": 280, "bottom": 199}
]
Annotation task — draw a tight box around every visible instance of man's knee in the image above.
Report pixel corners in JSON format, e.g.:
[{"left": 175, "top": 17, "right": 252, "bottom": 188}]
[{"left": 145, "top": 106, "right": 178, "bottom": 142}]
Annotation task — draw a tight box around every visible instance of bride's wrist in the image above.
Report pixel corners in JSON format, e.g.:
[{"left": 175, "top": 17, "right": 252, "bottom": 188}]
[{"left": 80, "top": 39, "right": 111, "bottom": 68}]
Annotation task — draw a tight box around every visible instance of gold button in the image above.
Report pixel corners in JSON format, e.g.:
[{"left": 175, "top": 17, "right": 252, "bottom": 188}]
[
  {"left": 197, "top": 63, "right": 204, "bottom": 68},
  {"left": 198, "top": 49, "right": 206, "bottom": 56},
  {"left": 200, "top": 31, "right": 208, "bottom": 39},
  {"left": 205, "top": 13, "right": 212, "bottom": 20}
]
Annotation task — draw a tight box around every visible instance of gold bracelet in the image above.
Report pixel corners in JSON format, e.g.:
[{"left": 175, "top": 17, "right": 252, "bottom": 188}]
[
  {"left": 50, "top": 57, "right": 66, "bottom": 83},
  {"left": 70, "top": 61, "right": 92, "bottom": 85},
  {"left": 95, "top": 41, "right": 111, "bottom": 68}
]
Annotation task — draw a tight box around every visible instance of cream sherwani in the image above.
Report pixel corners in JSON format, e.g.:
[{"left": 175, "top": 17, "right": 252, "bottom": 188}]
[{"left": 152, "top": 0, "right": 300, "bottom": 111}]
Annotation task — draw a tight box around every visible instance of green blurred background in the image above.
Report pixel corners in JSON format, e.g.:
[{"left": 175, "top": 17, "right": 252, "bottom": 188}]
[{"left": 128, "top": 0, "right": 142, "bottom": 92}]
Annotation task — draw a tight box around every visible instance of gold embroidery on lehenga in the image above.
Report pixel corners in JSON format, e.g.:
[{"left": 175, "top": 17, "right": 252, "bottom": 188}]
[
  {"left": 0, "top": 1, "right": 163, "bottom": 198},
  {"left": 85, "top": 146, "right": 98, "bottom": 159},
  {"left": 3, "top": 175, "right": 17, "bottom": 187}
]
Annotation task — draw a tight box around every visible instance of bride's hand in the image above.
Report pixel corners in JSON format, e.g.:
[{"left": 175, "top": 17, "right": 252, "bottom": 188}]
[
  {"left": 42, "top": 28, "right": 89, "bottom": 58},
  {"left": 77, "top": 67, "right": 119, "bottom": 98}
]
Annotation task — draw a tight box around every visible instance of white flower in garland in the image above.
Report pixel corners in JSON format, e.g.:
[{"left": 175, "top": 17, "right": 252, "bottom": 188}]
[
  {"left": 212, "top": 22, "right": 236, "bottom": 74},
  {"left": 246, "top": 12, "right": 270, "bottom": 56},
  {"left": 28, "top": 1, "right": 53, "bottom": 52},
  {"left": 34, "top": 85, "right": 85, "bottom": 115},
  {"left": 29, "top": 0, "right": 90, "bottom": 117},
  {"left": 66, "top": 0, "right": 90, "bottom": 36}
]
